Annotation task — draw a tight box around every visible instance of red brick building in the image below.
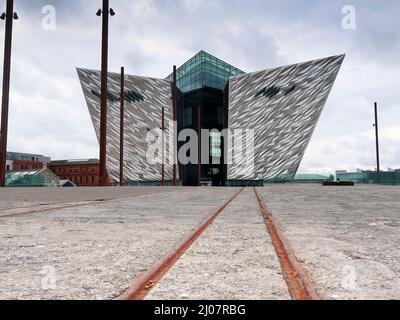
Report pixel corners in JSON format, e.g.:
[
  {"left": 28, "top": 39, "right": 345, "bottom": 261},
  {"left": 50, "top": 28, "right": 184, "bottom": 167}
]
[
  {"left": 49, "top": 159, "right": 112, "bottom": 187},
  {"left": 12, "top": 160, "right": 44, "bottom": 171},
  {"left": 6, "top": 152, "right": 50, "bottom": 172}
]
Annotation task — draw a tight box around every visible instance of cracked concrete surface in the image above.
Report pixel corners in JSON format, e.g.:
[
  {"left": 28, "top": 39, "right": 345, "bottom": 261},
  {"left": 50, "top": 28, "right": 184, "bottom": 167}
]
[
  {"left": 0, "top": 187, "right": 187, "bottom": 211},
  {"left": 0, "top": 185, "right": 399, "bottom": 300},
  {"left": 147, "top": 188, "right": 290, "bottom": 300},
  {"left": 259, "top": 185, "right": 400, "bottom": 300},
  {"left": 0, "top": 187, "right": 236, "bottom": 300}
]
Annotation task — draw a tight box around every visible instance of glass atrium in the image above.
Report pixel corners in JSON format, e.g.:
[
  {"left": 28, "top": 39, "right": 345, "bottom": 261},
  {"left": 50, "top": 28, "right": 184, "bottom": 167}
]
[{"left": 166, "top": 51, "right": 245, "bottom": 93}]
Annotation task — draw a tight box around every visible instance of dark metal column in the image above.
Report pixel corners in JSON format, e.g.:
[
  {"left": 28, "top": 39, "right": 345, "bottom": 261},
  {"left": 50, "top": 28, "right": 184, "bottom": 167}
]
[
  {"left": 0, "top": 0, "right": 15, "bottom": 187},
  {"left": 374, "top": 102, "right": 381, "bottom": 178},
  {"left": 222, "top": 84, "right": 229, "bottom": 186},
  {"left": 197, "top": 105, "right": 202, "bottom": 187},
  {"left": 119, "top": 66, "right": 124, "bottom": 186},
  {"left": 161, "top": 107, "right": 165, "bottom": 185},
  {"left": 172, "top": 65, "right": 177, "bottom": 186},
  {"left": 99, "top": 0, "right": 109, "bottom": 186}
]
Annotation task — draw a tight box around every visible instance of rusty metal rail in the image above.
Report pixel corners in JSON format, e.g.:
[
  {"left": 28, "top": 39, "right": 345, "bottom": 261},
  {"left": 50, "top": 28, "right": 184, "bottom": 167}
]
[
  {"left": 116, "top": 187, "right": 244, "bottom": 300},
  {"left": 254, "top": 187, "right": 321, "bottom": 300},
  {"left": 0, "top": 202, "right": 102, "bottom": 219},
  {"left": 0, "top": 190, "right": 189, "bottom": 219}
]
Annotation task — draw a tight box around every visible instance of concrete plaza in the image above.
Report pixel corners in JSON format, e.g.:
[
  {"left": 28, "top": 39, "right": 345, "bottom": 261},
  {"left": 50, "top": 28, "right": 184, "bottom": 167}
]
[{"left": 0, "top": 185, "right": 399, "bottom": 300}]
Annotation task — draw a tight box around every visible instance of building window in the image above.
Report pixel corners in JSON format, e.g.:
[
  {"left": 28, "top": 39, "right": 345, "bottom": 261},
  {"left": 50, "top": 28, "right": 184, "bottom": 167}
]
[
  {"left": 210, "top": 132, "right": 222, "bottom": 158},
  {"left": 209, "top": 168, "right": 220, "bottom": 176},
  {"left": 184, "top": 107, "right": 192, "bottom": 126},
  {"left": 217, "top": 106, "right": 224, "bottom": 126}
]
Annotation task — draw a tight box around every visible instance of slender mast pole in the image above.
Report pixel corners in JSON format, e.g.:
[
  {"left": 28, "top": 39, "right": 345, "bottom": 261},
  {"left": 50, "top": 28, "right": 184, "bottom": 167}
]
[
  {"left": 197, "top": 105, "right": 201, "bottom": 187},
  {"left": 172, "top": 65, "right": 177, "bottom": 186},
  {"left": 374, "top": 102, "right": 381, "bottom": 180},
  {"left": 119, "top": 66, "right": 124, "bottom": 186},
  {"left": 161, "top": 107, "right": 165, "bottom": 185},
  {"left": 99, "top": 0, "right": 109, "bottom": 186},
  {"left": 0, "top": 0, "right": 15, "bottom": 187}
]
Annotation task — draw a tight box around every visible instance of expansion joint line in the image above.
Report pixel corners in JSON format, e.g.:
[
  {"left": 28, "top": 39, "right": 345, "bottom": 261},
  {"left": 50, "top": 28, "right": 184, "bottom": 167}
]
[
  {"left": 116, "top": 187, "right": 245, "bottom": 300},
  {"left": 0, "top": 190, "right": 194, "bottom": 219},
  {"left": 253, "top": 188, "right": 321, "bottom": 300}
]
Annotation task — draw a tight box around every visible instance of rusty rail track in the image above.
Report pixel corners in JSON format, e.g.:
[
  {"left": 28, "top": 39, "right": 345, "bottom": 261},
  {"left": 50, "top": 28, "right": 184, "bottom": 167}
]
[
  {"left": 0, "top": 190, "right": 189, "bottom": 219},
  {"left": 254, "top": 188, "right": 320, "bottom": 300},
  {"left": 116, "top": 187, "right": 244, "bottom": 300},
  {"left": 0, "top": 201, "right": 110, "bottom": 219}
]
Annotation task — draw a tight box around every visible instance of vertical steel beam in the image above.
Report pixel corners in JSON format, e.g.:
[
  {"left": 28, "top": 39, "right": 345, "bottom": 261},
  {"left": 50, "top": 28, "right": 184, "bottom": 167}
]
[
  {"left": 119, "top": 66, "right": 124, "bottom": 186},
  {"left": 172, "top": 65, "right": 177, "bottom": 186},
  {"left": 161, "top": 107, "right": 165, "bottom": 185},
  {"left": 197, "top": 105, "right": 201, "bottom": 187},
  {"left": 99, "top": 0, "right": 109, "bottom": 186},
  {"left": 222, "top": 83, "right": 229, "bottom": 186},
  {"left": 374, "top": 102, "right": 381, "bottom": 178},
  {"left": 0, "top": 0, "right": 14, "bottom": 187}
]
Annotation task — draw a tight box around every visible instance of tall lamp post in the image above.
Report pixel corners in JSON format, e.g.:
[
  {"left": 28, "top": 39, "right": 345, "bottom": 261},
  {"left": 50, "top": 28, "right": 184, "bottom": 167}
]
[
  {"left": 0, "top": 0, "right": 18, "bottom": 187},
  {"left": 96, "top": 0, "right": 115, "bottom": 186}
]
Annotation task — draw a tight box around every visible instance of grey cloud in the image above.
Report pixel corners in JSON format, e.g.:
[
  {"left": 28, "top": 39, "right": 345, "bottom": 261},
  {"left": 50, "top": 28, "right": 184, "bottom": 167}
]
[{"left": 0, "top": 0, "right": 398, "bottom": 172}]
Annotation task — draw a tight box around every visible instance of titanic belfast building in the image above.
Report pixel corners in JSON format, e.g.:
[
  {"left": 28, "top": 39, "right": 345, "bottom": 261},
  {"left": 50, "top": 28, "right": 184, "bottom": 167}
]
[{"left": 77, "top": 51, "right": 344, "bottom": 186}]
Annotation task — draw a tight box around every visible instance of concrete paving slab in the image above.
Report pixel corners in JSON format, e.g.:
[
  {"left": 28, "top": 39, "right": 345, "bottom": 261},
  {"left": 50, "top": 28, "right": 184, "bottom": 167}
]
[
  {"left": 147, "top": 188, "right": 290, "bottom": 300},
  {"left": 1, "top": 184, "right": 398, "bottom": 300},
  {"left": 0, "top": 188, "right": 237, "bottom": 300},
  {"left": 259, "top": 185, "right": 400, "bottom": 300},
  {"left": 0, "top": 187, "right": 189, "bottom": 211}
]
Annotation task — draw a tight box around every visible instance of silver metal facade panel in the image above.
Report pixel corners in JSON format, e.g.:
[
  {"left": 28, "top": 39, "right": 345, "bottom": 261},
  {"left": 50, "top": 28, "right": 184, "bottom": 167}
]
[
  {"left": 77, "top": 68, "right": 174, "bottom": 184},
  {"left": 228, "top": 55, "right": 345, "bottom": 181}
]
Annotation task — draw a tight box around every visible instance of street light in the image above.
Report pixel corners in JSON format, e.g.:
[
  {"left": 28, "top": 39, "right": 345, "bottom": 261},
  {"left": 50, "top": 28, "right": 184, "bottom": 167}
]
[
  {"left": 96, "top": 7, "right": 116, "bottom": 16},
  {"left": 96, "top": 0, "right": 115, "bottom": 187},
  {"left": 0, "top": 0, "right": 18, "bottom": 187}
]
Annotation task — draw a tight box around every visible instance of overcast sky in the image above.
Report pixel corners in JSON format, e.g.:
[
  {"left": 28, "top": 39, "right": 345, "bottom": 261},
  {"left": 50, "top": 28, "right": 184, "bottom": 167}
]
[{"left": 0, "top": 0, "right": 399, "bottom": 174}]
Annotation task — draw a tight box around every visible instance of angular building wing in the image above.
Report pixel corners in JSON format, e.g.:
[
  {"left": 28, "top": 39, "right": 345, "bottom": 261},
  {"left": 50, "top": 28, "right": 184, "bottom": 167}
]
[
  {"left": 227, "top": 55, "right": 345, "bottom": 182},
  {"left": 77, "top": 68, "right": 174, "bottom": 184}
]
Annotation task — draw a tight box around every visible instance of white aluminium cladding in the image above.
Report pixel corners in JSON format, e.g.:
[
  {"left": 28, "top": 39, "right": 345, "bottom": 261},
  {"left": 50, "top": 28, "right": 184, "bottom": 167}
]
[
  {"left": 77, "top": 68, "right": 174, "bottom": 184},
  {"left": 228, "top": 54, "right": 345, "bottom": 181},
  {"left": 77, "top": 53, "right": 344, "bottom": 184}
]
